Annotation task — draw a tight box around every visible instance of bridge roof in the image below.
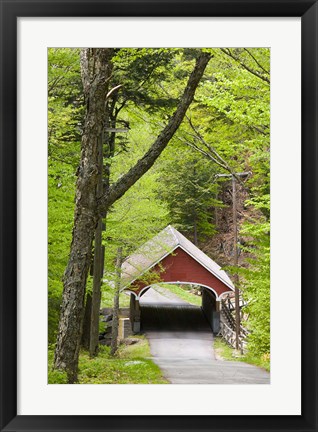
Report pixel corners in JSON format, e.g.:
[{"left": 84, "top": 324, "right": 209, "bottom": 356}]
[{"left": 121, "top": 225, "right": 234, "bottom": 291}]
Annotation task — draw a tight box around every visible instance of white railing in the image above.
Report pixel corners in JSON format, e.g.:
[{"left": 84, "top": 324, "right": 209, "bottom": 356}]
[{"left": 219, "top": 320, "right": 248, "bottom": 354}]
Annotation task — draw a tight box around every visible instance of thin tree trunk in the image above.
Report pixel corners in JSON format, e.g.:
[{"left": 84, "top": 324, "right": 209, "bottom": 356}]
[
  {"left": 89, "top": 220, "right": 103, "bottom": 356},
  {"left": 54, "top": 50, "right": 211, "bottom": 382},
  {"left": 110, "top": 247, "right": 122, "bottom": 356},
  {"left": 81, "top": 292, "right": 92, "bottom": 350},
  {"left": 89, "top": 104, "right": 117, "bottom": 356},
  {"left": 193, "top": 218, "right": 198, "bottom": 246},
  {"left": 232, "top": 176, "right": 240, "bottom": 350},
  {"left": 215, "top": 191, "right": 218, "bottom": 228},
  {"left": 89, "top": 132, "right": 104, "bottom": 357}
]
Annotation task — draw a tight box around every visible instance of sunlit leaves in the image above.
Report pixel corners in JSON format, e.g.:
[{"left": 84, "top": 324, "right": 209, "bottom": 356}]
[{"left": 239, "top": 221, "right": 270, "bottom": 356}]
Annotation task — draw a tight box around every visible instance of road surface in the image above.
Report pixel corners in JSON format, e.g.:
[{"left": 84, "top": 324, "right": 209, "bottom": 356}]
[{"left": 140, "top": 287, "right": 270, "bottom": 384}]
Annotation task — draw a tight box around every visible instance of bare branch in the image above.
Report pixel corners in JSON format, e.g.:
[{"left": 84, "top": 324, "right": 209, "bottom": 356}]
[
  {"left": 106, "top": 84, "right": 123, "bottom": 100},
  {"left": 250, "top": 125, "right": 269, "bottom": 136},
  {"left": 183, "top": 117, "right": 250, "bottom": 190},
  {"left": 221, "top": 48, "right": 270, "bottom": 84},
  {"left": 176, "top": 136, "right": 228, "bottom": 171},
  {"left": 186, "top": 117, "right": 234, "bottom": 172},
  {"left": 243, "top": 48, "right": 270, "bottom": 76}
]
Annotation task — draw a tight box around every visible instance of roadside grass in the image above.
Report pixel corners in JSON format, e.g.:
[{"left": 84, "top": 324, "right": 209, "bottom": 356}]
[
  {"left": 117, "top": 335, "right": 151, "bottom": 359},
  {"left": 159, "top": 284, "right": 202, "bottom": 306},
  {"left": 48, "top": 335, "right": 168, "bottom": 384},
  {"left": 214, "top": 336, "right": 270, "bottom": 372}
]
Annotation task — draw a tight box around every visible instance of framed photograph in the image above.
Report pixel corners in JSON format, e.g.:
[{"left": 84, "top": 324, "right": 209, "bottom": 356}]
[{"left": 0, "top": 0, "right": 317, "bottom": 431}]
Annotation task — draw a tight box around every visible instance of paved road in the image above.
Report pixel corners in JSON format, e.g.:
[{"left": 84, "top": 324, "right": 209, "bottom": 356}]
[
  {"left": 140, "top": 285, "right": 191, "bottom": 305},
  {"left": 140, "top": 288, "right": 270, "bottom": 384}
]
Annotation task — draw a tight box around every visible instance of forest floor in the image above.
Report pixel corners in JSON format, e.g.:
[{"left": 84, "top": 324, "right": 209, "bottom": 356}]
[{"left": 48, "top": 336, "right": 168, "bottom": 384}]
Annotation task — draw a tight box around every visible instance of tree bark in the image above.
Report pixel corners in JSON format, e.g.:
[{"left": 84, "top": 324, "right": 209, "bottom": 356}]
[
  {"left": 89, "top": 132, "right": 104, "bottom": 358},
  {"left": 110, "top": 247, "right": 122, "bottom": 356},
  {"left": 81, "top": 292, "right": 92, "bottom": 350},
  {"left": 89, "top": 219, "right": 103, "bottom": 357},
  {"left": 54, "top": 49, "right": 114, "bottom": 382},
  {"left": 54, "top": 50, "right": 210, "bottom": 382},
  {"left": 232, "top": 176, "right": 240, "bottom": 350},
  {"left": 193, "top": 218, "right": 198, "bottom": 246}
]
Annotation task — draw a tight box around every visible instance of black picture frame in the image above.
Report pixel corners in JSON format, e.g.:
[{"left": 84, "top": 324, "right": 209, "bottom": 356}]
[{"left": 0, "top": 1, "right": 317, "bottom": 431}]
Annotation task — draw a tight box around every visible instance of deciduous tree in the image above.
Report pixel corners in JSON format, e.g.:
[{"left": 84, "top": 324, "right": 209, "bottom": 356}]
[{"left": 54, "top": 48, "right": 211, "bottom": 382}]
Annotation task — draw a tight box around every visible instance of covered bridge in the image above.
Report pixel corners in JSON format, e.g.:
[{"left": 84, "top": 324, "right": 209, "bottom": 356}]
[{"left": 122, "top": 225, "right": 235, "bottom": 333}]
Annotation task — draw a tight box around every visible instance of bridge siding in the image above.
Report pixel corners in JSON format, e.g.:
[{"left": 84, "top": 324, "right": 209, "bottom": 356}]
[{"left": 130, "top": 247, "right": 231, "bottom": 297}]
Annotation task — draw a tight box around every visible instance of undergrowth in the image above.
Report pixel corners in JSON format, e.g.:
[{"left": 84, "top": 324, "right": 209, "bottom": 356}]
[
  {"left": 48, "top": 336, "right": 168, "bottom": 384},
  {"left": 214, "top": 336, "right": 270, "bottom": 372}
]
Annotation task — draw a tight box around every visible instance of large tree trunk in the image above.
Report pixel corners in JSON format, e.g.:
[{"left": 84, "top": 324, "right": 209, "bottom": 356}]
[
  {"left": 54, "top": 50, "right": 211, "bottom": 382},
  {"left": 54, "top": 49, "right": 114, "bottom": 382}
]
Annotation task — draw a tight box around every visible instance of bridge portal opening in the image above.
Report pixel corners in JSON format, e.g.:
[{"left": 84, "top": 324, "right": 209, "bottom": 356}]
[{"left": 128, "top": 283, "right": 220, "bottom": 334}]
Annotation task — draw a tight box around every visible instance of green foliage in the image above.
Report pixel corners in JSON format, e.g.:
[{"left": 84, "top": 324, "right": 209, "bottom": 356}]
[
  {"left": 48, "top": 164, "right": 76, "bottom": 343},
  {"left": 102, "top": 167, "right": 170, "bottom": 307},
  {"left": 48, "top": 347, "right": 68, "bottom": 383},
  {"left": 48, "top": 369, "right": 68, "bottom": 384},
  {"left": 101, "top": 287, "right": 130, "bottom": 309},
  {"left": 48, "top": 48, "right": 82, "bottom": 343},
  {"left": 48, "top": 48, "right": 82, "bottom": 98},
  {"left": 48, "top": 338, "right": 168, "bottom": 384},
  {"left": 111, "top": 48, "right": 179, "bottom": 112},
  {"left": 239, "top": 219, "right": 270, "bottom": 358},
  {"left": 48, "top": 48, "right": 83, "bottom": 168},
  {"left": 182, "top": 48, "right": 270, "bottom": 208},
  {"left": 157, "top": 143, "right": 221, "bottom": 243},
  {"left": 106, "top": 171, "right": 169, "bottom": 255}
]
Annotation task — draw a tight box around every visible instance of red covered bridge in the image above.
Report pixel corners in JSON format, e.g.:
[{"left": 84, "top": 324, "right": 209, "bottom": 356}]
[{"left": 121, "top": 225, "right": 235, "bottom": 333}]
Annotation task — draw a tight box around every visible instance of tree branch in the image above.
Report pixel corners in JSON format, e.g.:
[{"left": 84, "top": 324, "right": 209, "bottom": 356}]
[
  {"left": 106, "top": 84, "right": 123, "bottom": 100},
  {"left": 176, "top": 136, "right": 228, "bottom": 171},
  {"left": 183, "top": 117, "right": 250, "bottom": 191},
  {"left": 98, "top": 51, "right": 211, "bottom": 214}
]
